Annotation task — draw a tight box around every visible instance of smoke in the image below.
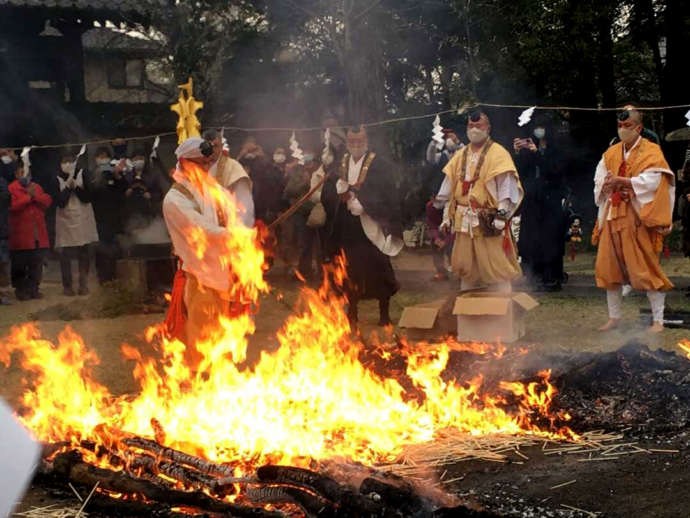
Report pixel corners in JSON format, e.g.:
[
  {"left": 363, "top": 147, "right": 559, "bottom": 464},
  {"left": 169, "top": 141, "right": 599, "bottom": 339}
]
[{"left": 123, "top": 216, "right": 171, "bottom": 246}]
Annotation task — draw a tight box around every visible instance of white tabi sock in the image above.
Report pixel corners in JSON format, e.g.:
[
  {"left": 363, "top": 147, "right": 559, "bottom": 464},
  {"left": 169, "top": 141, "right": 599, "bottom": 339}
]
[
  {"left": 606, "top": 288, "right": 623, "bottom": 320},
  {"left": 647, "top": 290, "right": 665, "bottom": 324}
]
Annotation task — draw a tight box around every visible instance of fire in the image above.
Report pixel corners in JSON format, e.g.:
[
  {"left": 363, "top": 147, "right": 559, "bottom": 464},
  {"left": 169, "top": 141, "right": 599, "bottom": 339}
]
[
  {"left": 679, "top": 340, "right": 690, "bottom": 360},
  {"left": 0, "top": 170, "right": 577, "bottom": 484}
]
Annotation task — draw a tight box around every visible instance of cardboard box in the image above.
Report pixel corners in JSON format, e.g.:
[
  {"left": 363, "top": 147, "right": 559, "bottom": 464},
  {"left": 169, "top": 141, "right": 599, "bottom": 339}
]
[
  {"left": 398, "top": 298, "right": 456, "bottom": 341},
  {"left": 452, "top": 292, "right": 539, "bottom": 343}
]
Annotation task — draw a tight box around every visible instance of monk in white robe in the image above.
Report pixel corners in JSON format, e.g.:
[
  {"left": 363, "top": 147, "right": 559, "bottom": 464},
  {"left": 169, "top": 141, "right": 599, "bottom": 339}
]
[{"left": 163, "top": 137, "right": 235, "bottom": 366}]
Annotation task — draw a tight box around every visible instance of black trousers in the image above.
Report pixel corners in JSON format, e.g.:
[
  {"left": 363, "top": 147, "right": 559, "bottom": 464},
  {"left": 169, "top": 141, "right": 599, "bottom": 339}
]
[
  {"left": 11, "top": 248, "right": 45, "bottom": 297},
  {"left": 59, "top": 245, "right": 91, "bottom": 289},
  {"left": 95, "top": 240, "right": 120, "bottom": 284}
]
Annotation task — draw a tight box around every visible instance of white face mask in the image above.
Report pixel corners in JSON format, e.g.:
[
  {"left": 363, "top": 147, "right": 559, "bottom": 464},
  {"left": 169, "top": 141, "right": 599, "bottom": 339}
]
[
  {"left": 445, "top": 138, "right": 458, "bottom": 151},
  {"left": 133, "top": 160, "right": 145, "bottom": 170},
  {"left": 61, "top": 162, "right": 76, "bottom": 175},
  {"left": 533, "top": 128, "right": 546, "bottom": 140},
  {"left": 96, "top": 158, "right": 110, "bottom": 166},
  {"left": 1, "top": 155, "right": 12, "bottom": 165},
  {"left": 273, "top": 154, "right": 286, "bottom": 164},
  {"left": 467, "top": 128, "right": 489, "bottom": 145},
  {"left": 618, "top": 127, "right": 640, "bottom": 146}
]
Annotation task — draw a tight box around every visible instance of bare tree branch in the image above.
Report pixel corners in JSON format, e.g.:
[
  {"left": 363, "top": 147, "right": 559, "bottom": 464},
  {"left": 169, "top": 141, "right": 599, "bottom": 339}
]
[{"left": 353, "top": 0, "right": 383, "bottom": 22}]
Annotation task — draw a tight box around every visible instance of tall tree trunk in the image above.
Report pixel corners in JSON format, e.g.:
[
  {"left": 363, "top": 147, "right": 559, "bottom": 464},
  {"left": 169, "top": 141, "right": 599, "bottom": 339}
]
[
  {"left": 661, "top": 0, "right": 690, "bottom": 129},
  {"left": 342, "top": 10, "right": 386, "bottom": 124},
  {"left": 596, "top": 7, "right": 616, "bottom": 109}
]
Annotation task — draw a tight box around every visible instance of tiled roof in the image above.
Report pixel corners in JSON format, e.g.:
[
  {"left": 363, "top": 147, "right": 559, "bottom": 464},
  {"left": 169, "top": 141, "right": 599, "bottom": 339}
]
[{"left": 0, "top": 0, "right": 166, "bottom": 13}]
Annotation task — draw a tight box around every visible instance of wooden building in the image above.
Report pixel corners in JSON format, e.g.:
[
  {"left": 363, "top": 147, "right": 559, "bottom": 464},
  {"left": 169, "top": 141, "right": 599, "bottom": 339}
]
[{"left": 0, "top": 0, "right": 174, "bottom": 146}]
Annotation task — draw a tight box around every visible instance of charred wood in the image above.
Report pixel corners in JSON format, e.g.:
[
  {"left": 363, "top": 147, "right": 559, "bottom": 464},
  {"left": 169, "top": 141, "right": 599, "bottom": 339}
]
[
  {"left": 51, "top": 451, "right": 283, "bottom": 518},
  {"left": 247, "top": 485, "right": 333, "bottom": 517},
  {"left": 122, "top": 436, "right": 236, "bottom": 477}
]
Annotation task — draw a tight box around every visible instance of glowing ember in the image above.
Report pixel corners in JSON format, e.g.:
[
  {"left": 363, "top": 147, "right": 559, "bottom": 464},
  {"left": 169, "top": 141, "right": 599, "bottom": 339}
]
[
  {"left": 0, "top": 173, "right": 577, "bottom": 482},
  {"left": 679, "top": 340, "right": 690, "bottom": 360}
]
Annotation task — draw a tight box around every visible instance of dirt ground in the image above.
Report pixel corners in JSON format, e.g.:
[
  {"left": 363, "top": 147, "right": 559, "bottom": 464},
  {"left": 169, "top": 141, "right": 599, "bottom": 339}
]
[{"left": 3, "top": 250, "right": 690, "bottom": 517}]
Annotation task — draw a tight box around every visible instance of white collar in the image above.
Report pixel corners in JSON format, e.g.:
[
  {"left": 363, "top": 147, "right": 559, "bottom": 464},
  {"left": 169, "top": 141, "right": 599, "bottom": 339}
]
[
  {"left": 348, "top": 153, "right": 366, "bottom": 185},
  {"left": 623, "top": 135, "right": 642, "bottom": 160}
]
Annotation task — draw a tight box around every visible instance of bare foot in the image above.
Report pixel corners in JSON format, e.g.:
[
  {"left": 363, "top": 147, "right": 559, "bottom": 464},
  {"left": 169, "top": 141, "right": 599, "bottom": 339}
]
[
  {"left": 598, "top": 318, "right": 620, "bottom": 332},
  {"left": 647, "top": 321, "right": 664, "bottom": 334}
]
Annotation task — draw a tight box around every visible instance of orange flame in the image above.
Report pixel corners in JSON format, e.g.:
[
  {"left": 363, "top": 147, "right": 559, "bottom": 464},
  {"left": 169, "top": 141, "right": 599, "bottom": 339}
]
[
  {"left": 0, "top": 175, "right": 577, "bottom": 479},
  {"left": 679, "top": 340, "right": 690, "bottom": 360}
]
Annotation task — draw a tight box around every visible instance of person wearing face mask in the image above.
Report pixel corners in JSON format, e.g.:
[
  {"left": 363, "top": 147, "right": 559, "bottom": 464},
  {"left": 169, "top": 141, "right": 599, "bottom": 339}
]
[
  {"left": 321, "top": 126, "right": 403, "bottom": 327},
  {"left": 513, "top": 120, "right": 568, "bottom": 291},
  {"left": 7, "top": 159, "right": 52, "bottom": 300},
  {"left": 202, "top": 129, "right": 254, "bottom": 228},
  {"left": 0, "top": 149, "right": 15, "bottom": 304},
  {"left": 272, "top": 147, "right": 288, "bottom": 175},
  {"left": 123, "top": 148, "right": 162, "bottom": 233},
  {"left": 426, "top": 130, "right": 463, "bottom": 281},
  {"left": 441, "top": 111, "right": 523, "bottom": 292},
  {"left": 238, "top": 136, "right": 283, "bottom": 225},
  {"left": 593, "top": 105, "right": 675, "bottom": 333},
  {"left": 90, "top": 147, "right": 127, "bottom": 284},
  {"left": 54, "top": 150, "right": 99, "bottom": 296}
]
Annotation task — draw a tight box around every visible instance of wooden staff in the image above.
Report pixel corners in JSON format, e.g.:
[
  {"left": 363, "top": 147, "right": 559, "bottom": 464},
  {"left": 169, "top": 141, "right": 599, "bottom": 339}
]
[{"left": 267, "top": 176, "right": 327, "bottom": 230}]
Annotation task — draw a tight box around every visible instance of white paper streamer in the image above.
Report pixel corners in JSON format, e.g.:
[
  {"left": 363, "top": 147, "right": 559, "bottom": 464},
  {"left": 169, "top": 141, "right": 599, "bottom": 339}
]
[
  {"left": 289, "top": 131, "right": 304, "bottom": 165},
  {"left": 685, "top": 109, "right": 690, "bottom": 128},
  {"left": 20, "top": 147, "right": 31, "bottom": 176},
  {"left": 150, "top": 135, "right": 160, "bottom": 160},
  {"left": 432, "top": 114, "right": 445, "bottom": 150},
  {"left": 518, "top": 106, "right": 536, "bottom": 127},
  {"left": 324, "top": 127, "right": 331, "bottom": 150},
  {"left": 219, "top": 127, "right": 229, "bottom": 153}
]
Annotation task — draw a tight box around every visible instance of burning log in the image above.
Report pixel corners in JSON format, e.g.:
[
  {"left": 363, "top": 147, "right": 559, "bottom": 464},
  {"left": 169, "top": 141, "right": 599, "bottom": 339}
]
[
  {"left": 247, "top": 486, "right": 334, "bottom": 517},
  {"left": 50, "top": 451, "right": 283, "bottom": 517},
  {"left": 123, "top": 436, "right": 236, "bottom": 477},
  {"left": 129, "top": 452, "right": 227, "bottom": 492}
]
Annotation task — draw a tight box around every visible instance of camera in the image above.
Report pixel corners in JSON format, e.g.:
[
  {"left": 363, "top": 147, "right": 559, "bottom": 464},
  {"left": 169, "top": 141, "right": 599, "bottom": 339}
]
[{"left": 200, "top": 140, "right": 214, "bottom": 158}]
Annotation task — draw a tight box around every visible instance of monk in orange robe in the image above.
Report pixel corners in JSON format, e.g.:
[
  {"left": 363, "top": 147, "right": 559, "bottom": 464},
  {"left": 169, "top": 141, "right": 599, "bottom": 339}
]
[{"left": 593, "top": 105, "right": 675, "bottom": 333}]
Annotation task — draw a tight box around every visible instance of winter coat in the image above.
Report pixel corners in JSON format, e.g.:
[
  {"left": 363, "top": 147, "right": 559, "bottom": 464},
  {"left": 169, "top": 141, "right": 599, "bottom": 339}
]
[{"left": 8, "top": 180, "right": 52, "bottom": 250}]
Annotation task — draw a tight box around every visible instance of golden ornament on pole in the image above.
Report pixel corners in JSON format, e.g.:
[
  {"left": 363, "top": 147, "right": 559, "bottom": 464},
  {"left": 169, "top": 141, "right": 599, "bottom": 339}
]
[{"left": 170, "top": 77, "right": 204, "bottom": 144}]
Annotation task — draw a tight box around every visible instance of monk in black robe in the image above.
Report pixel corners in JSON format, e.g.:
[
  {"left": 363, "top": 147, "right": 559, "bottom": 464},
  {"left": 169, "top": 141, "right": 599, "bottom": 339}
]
[{"left": 322, "top": 126, "right": 403, "bottom": 327}]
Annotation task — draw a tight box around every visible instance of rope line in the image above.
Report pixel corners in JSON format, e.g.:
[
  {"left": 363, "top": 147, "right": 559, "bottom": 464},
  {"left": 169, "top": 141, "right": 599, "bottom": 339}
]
[{"left": 3, "top": 101, "right": 689, "bottom": 151}]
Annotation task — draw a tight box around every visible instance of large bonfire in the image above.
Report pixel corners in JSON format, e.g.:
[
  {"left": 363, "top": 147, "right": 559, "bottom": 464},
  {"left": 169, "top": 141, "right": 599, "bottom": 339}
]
[{"left": 0, "top": 163, "right": 577, "bottom": 514}]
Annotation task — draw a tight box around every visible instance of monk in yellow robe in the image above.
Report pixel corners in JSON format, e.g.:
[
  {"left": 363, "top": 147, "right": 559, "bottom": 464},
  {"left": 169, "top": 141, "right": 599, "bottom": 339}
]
[
  {"left": 442, "top": 111, "right": 523, "bottom": 292},
  {"left": 203, "top": 128, "right": 255, "bottom": 228},
  {"left": 594, "top": 105, "right": 675, "bottom": 333}
]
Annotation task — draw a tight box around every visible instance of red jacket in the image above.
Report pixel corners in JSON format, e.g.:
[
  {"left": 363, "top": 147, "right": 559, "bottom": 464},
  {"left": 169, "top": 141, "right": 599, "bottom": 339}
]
[{"left": 8, "top": 180, "right": 52, "bottom": 250}]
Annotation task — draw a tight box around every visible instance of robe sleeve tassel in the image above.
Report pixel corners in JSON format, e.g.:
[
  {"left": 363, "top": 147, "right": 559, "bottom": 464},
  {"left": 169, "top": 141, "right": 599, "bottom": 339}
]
[
  {"left": 503, "top": 222, "right": 513, "bottom": 257},
  {"left": 164, "top": 261, "right": 187, "bottom": 340}
]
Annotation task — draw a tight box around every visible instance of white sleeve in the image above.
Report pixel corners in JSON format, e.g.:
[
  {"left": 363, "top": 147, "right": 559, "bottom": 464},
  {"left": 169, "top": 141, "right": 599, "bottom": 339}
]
[
  {"left": 494, "top": 173, "right": 520, "bottom": 212},
  {"left": 593, "top": 158, "right": 609, "bottom": 207},
  {"left": 163, "top": 190, "right": 231, "bottom": 292},
  {"left": 310, "top": 169, "right": 325, "bottom": 203},
  {"left": 631, "top": 171, "right": 662, "bottom": 205},
  {"left": 426, "top": 141, "right": 442, "bottom": 165},
  {"left": 57, "top": 176, "right": 68, "bottom": 191},
  {"left": 231, "top": 177, "right": 255, "bottom": 228},
  {"left": 436, "top": 175, "right": 451, "bottom": 202}
]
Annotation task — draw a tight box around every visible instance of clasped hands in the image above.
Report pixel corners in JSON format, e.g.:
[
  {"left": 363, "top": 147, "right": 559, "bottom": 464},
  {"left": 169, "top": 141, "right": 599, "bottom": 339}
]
[{"left": 603, "top": 173, "right": 633, "bottom": 200}]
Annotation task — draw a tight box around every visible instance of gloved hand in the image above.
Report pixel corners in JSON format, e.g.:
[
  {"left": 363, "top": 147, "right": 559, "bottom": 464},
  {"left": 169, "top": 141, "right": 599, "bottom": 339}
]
[
  {"left": 347, "top": 196, "right": 364, "bottom": 216},
  {"left": 336, "top": 178, "right": 349, "bottom": 195},
  {"left": 439, "top": 219, "right": 452, "bottom": 233}
]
